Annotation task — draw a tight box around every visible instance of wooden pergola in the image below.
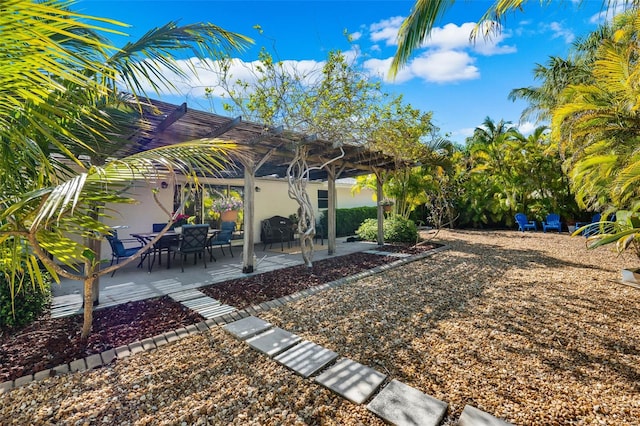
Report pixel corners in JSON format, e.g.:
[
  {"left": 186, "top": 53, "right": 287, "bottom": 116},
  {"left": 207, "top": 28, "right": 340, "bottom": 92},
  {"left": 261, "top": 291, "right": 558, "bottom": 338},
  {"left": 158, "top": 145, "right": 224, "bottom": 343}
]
[{"left": 115, "top": 97, "right": 400, "bottom": 273}]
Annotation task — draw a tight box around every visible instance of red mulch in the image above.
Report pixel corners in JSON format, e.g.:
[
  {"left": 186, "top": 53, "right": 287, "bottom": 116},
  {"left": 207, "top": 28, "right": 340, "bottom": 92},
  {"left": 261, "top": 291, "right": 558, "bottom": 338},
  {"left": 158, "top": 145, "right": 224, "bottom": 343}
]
[
  {"left": 0, "top": 297, "right": 202, "bottom": 383},
  {"left": 200, "top": 250, "right": 417, "bottom": 308},
  {"left": 0, "top": 243, "right": 439, "bottom": 383}
]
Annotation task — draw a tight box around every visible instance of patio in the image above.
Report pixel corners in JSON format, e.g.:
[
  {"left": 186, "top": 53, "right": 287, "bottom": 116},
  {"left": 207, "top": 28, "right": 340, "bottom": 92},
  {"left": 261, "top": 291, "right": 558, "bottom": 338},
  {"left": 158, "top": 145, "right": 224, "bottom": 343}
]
[{"left": 51, "top": 237, "right": 378, "bottom": 318}]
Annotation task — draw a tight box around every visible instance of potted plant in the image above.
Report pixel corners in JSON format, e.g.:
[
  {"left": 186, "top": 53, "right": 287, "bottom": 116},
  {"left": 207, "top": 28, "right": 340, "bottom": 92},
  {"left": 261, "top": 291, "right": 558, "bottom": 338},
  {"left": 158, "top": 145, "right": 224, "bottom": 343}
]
[
  {"left": 379, "top": 198, "right": 394, "bottom": 213},
  {"left": 169, "top": 213, "right": 193, "bottom": 233},
  {"left": 212, "top": 196, "right": 243, "bottom": 222}
]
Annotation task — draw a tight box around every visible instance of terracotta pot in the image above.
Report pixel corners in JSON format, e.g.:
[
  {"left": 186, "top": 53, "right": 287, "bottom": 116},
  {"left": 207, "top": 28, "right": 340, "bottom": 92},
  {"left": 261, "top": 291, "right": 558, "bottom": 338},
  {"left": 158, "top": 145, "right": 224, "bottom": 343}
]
[{"left": 220, "top": 210, "right": 238, "bottom": 222}]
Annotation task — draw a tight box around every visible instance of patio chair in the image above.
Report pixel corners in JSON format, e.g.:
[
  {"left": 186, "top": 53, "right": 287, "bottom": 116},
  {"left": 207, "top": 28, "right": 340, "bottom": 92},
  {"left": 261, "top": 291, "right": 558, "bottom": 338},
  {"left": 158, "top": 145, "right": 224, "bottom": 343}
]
[
  {"left": 208, "top": 221, "right": 235, "bottom": 261},
  {"left": 105, "top": 231, "right": 145, "bottom": 276},
  {"left": 152, "top": 223, "right": 167, "bottom": 232},
  {"left": 261, "top": 215, "right": 295, "bottom": 251},
  {"left": 575, "top": 213, "right": 602, "bottom": 237},
  {"left": 542, "top": 213, "right": 562, "bottom": 233},
  {"left": 168, "top": 224, "right": 210, "bottom": 272},
  {"left": 514, "top": 213, "right": 537, "bottom": 232},
  {"left": 150, "top": 234, "right": 180, "bottom": 270}
]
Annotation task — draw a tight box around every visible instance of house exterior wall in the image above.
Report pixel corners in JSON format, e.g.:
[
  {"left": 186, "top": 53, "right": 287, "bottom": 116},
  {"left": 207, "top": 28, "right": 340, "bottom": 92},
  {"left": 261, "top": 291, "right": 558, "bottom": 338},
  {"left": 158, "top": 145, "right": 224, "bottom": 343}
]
[
  {"left": 251, "top": 178, "right": 375, "bottom": 239},
  {"left": 102, "top": 177, "right": 375, "bottom": 259}
]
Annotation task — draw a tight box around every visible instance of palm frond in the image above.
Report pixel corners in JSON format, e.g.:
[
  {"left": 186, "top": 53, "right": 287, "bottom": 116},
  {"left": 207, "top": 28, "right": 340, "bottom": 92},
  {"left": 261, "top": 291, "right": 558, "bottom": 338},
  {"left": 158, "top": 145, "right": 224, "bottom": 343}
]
[
  {"left": 389, "top": 0, "right": 455, "bottom": 78},
  {"left": 103, "top": 21, "right": 253, "bottom": 98},
  {"left": 28, "top": 139, "right": 242, "bottom": 230}
]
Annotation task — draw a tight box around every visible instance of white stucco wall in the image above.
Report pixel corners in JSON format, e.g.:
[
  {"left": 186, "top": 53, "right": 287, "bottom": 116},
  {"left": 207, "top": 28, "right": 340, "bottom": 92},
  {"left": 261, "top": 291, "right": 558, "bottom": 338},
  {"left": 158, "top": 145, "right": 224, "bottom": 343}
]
[
  {"left": 101, "top": 180, "right": 175, "bottom": 257},
  {"left": 251, "top": 177, "right": 375, "bottom": 239}
]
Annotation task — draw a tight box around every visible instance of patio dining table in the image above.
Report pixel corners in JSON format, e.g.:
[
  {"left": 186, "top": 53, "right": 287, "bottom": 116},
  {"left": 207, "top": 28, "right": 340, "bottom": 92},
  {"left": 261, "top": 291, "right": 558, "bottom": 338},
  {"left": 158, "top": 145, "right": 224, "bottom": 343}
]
[{"left": 131, "top": 228, "right": 219, "bottom": 271}]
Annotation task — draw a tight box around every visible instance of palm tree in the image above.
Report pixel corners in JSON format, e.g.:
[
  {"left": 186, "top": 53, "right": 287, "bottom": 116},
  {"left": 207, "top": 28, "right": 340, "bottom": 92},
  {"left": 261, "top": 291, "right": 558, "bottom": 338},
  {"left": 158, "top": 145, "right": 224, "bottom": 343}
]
[
  {"left": 467, "top": 118, "right": 523, "bottom": 218},
  {"left": 508, "top": 57, "right": 590, "bottom": 124},
  {"left": 552, "top": 10, "right": 640, "bottom": 209},
  {"left": 389, "top": 0, "right": 639, "bottom": 78},
  {"left": 551, "top": 9, "right": 640, "bottom": 256},
  {"left": 0, "top": 0, "right": 252, "bottom": 337}
]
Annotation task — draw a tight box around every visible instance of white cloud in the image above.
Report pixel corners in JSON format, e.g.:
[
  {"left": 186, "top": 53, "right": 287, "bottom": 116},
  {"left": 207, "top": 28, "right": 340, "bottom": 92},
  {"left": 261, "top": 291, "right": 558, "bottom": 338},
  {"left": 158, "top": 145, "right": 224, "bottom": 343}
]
[
  {"left": 362, "top": 57, "right": 412, "bottom": 83},
  {"left": 369, "top": 16, "right": 405, "bottom": 46},
  {"left": 453, "top": 127, "right": 476, "bottom": 138},
  {"left": 422, "top": 22, "right": 477, "bottom": 50},
  {"left": 590, "top": 3, "right": 628, "bottom": 24},
  {"left": 349, "top": 31, "right": 362, "bottom": 41},
  {"left": 411, "top": 50, "right": 479, "bottom": 83},
  {"left": 364, "top": 50, "right": 479, "bottom": 84},
  {"left": 125, "top": 57, "right": 327, "bottom": 100},
  {"left": 518, "top": 121, "right": 537, "bottom": 136},
  {"left": 363, "top": 19, "right": 516, "bottom": 85},
  {"left": 548, "top": 21, "right": 575, "bottom": 44},
  {"left": 471, "top": 31, "right": 517, "bottom": 55},
  {"left": 368, "top": 19, "right": 516, "bottom": 57},
  {"left": 422, "top": 22, "right": 516, "bottom": 55}
]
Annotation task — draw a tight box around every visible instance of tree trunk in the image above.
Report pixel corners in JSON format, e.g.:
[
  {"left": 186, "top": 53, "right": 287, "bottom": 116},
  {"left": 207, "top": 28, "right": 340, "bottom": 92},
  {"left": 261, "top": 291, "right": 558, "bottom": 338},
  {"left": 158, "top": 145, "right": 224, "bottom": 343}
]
[
  {"left": 81, "top": 260, "right": 97, "bottom": 339},
  {"left": 242, "top": 162, "right": 256, "bottom": 273},
  {"left": 287, "top": 145, "right": 315, "bottom": 268},
  {"left": 327, "top": 166, "right": 337, "bottom": 255},
  {"left": 376, "top": 175, "right": 384, "bottom": 246}
]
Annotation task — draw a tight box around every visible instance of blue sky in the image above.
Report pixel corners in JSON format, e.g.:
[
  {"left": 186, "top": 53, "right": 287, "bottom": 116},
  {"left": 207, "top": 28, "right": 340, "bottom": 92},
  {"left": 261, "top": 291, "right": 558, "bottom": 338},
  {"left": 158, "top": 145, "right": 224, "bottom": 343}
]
[{"left": 78, "top": 0, "right": 617, "bottom": 144}]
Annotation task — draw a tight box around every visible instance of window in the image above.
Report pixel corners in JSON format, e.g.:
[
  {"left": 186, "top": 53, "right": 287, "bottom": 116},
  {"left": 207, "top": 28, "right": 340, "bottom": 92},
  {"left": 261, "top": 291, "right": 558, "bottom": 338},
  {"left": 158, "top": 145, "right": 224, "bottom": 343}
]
[
  {"left": 173, "top": 183, "right": 244, "bottom": 224},
  {"left": 317, "top": 190, "right": 328, "bottom": 209}
]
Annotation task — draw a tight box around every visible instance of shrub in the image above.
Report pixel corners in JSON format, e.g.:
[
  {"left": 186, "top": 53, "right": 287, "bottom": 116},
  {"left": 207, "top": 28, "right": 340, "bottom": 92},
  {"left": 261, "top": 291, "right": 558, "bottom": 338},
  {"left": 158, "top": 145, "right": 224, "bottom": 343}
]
[
  {"left": 356, "top": 216, "right": 418, "bottom": 243},
  {"left": 319, "top": 206, "right": 377, "bottom": 237},
  {"left": 0, "top": 273, "right": 51, "bottom": 331}
]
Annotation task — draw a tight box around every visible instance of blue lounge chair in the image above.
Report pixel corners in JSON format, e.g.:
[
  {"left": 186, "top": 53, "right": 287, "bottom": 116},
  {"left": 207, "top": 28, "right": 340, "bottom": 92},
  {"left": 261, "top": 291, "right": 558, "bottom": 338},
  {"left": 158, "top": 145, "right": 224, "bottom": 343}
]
[
  {"left": 575, "top": 213, "right": 601, "bottom": 236},
  {"left": 515, "top": 213, "right": 537, "bottom": 232},
  {"left": 542, "top": 213, "right": 562, "bottom": 233}
]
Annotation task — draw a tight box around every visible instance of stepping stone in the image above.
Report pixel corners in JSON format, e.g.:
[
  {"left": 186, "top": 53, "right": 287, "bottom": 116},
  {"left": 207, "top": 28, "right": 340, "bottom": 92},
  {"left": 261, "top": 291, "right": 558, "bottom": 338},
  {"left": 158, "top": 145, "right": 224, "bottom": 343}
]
[
  {"left": 246, "top": 327, "right": 301, "bottom": 357},
  {"left": 198, "top": 304, "right": 236, "bottom": 319},
  {"left": 223, "top": 316, "right": 272, "bottom": 340},
  {"left": 315, "top": 358, "right": 386, "bottom": 404},
  {"left": 169, "top": 289, "right": 207, "bottom": 302},
  {"left": 458, "top": 405, "right": 513, "bottom": 426},
  {"left": 366, "top": 379, "right": 447, "bottom": 426},
  {"left": 181, "top": 298, "right": 219, "bottom": 309},
  {"left": 274, "top": 340, "right": 338, "bottom": 378}
]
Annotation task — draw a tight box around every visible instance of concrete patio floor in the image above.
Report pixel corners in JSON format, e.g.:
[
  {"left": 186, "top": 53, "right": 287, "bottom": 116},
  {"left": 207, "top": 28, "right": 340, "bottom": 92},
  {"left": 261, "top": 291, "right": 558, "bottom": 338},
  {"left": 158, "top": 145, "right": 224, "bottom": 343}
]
[{"left": 51, "top": 238, "right": 378, "bottom": 318}]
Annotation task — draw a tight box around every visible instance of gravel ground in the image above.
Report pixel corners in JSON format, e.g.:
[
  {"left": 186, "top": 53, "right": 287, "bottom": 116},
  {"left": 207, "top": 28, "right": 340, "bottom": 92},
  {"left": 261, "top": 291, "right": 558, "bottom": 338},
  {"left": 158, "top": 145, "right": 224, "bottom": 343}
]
[{"left": 1, "top": 229, "right": 639, "bottom": 425}]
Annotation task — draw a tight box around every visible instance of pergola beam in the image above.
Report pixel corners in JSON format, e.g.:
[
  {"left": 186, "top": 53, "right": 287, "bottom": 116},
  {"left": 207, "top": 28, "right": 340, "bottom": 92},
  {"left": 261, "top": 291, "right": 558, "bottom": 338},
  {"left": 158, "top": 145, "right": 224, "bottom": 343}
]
[
  {"left": 204, "top": 116, "right": 242, "bottom": 138},
  {"left": 156, "top": 102, "right": 187, "bottom": 133},
  {"left": 248, "top": 125, "right": 284, "bottom": 145}
]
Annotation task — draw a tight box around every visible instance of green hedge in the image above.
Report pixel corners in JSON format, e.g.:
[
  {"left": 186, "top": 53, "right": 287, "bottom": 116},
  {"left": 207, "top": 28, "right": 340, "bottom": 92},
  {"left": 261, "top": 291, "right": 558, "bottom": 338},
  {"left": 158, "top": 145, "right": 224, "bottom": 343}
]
[
  {"left": 319, "top": 206, "right": 378, "bottom": 237},
  {"left": 356, "top": 216, "right": 418, "bottom": 243},
  {"left": 0, "top": 273, "right": 51, "bottom": 331}
]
